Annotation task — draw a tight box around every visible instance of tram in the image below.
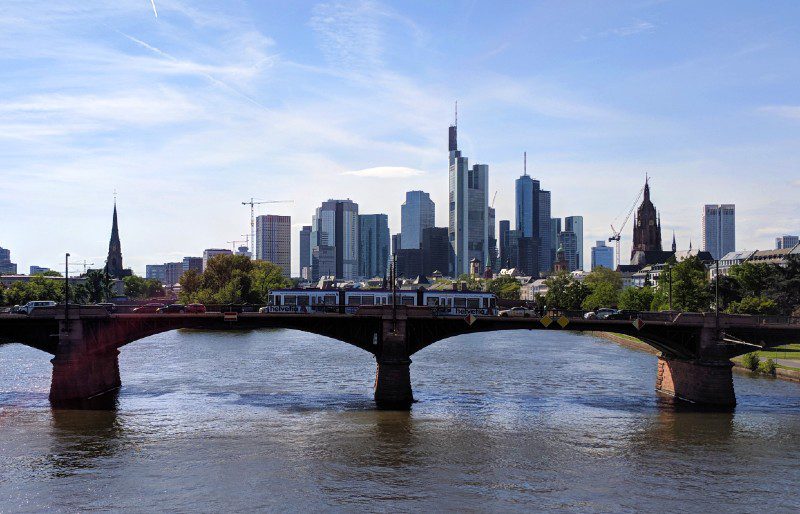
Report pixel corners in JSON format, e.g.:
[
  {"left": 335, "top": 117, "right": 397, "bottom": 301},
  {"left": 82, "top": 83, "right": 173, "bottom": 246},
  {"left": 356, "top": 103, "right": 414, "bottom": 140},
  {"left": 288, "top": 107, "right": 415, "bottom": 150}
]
[{"left": 261, "top": 289, "right": 497, "bottom": 316}]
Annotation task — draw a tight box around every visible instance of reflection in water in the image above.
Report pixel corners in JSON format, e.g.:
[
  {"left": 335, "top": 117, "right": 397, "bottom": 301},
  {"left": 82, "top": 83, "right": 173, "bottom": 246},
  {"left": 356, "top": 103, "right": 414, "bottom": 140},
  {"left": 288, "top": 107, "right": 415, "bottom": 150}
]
[{"left": 0, "top": 329, "right": 799, "bottom": 511}]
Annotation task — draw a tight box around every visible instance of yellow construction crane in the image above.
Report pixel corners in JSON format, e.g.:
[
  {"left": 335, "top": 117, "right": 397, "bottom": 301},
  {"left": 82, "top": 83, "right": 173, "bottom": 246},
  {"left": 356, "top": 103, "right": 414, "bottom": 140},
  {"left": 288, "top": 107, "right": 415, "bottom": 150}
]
[{"left": 242, "top": 198, "right": 293, "bottom": 254}]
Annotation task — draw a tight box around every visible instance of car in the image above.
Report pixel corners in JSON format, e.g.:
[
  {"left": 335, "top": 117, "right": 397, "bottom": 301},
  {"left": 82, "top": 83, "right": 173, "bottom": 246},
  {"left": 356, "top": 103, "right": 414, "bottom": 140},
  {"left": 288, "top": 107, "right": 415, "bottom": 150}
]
[
  {"left": 95, "top": 302, "right": 117, "bottom": 313},
  {"left": 583, "top": 311, "right": 597, "bottom": 319},
  {"left": 157, "top": 304, "right": 188, "bottom": 314},
  {"left": 19, "top": 301, "right": 57, "bottom": 315},
  {"left": 132, "top": 303, "right": 165, "bottom": 314},
  {"left": 499, "top": 306, "right": 533, "bottom": 317},
  {"left": 185, "top": 303, "right": 206, "bottom": 314},
  {"left": 10, "top": 305, "right": 25, "bottom": 314},
  {"left": 595, "top": 308, "right": 619, "bottom": 320},
  {"left": 607, "top": 309, "right": 639, "bottom": 320}
]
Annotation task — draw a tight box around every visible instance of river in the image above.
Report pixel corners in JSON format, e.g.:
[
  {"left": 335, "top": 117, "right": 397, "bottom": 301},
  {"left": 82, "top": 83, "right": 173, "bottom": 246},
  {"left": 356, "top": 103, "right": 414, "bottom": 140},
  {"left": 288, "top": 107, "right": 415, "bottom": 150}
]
[{"left": 1, "top": 329, "right": 799, "bottom": 512}]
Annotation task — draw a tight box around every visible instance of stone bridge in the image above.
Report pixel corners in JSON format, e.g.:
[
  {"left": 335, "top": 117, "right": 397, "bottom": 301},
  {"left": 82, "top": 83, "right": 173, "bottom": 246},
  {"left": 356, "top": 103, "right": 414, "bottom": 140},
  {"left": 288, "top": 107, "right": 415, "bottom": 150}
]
[{"left": 1, "top": 306, "right": 798, "bottom": 410}]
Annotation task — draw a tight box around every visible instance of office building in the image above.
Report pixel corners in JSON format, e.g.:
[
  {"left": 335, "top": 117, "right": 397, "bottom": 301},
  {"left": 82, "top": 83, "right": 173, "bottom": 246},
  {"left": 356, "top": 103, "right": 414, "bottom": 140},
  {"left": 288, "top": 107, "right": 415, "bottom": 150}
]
[
  {"left": 564, "top": 216, "right": 584, "bottom": 271},
  {"left": 311, "top": 246, "right": 336, "bottom": 281},
  {"left": 0, "top": 246, "right": 17, "bottom": 275},
  {"left": 29, "top": 266, "right": 50, "bottom": 275},
  {"left": 591, "top": 241, "right": 614, "bottom": 270},
  {"left": 702, "top": 204, "right": 735, "bottom": 260},
  {"left": 448, "top": 115, "right": 489, "bottom": 275},
  {"left": 422, "top": 227, "right": 450, "bottom": 276},
  {"left": 299, "top": 226, "right": 312, "bottom": 279},
  {"left": 498, "top": 220, "right": 511, "bottom": 269},
  {"left": 776, "top": 235, "right": 799, "bottom": 250},
  {"left": 359, "top": 214, "right": 390, "bottom": 279},
  {"left": 401, "top": 191, "right": 435, "bottom": 250},
  {"left": 514, "top": 154, "right": 550, "bottom": 276},
  {"left": 312, "top": 199, "right": 359, "bottom": 280},
  {"left": 146, "top": 264, "right": 166, "bottom": 283},
  {"left": 550, "top": 218, "right": 561, "bottom": 269},
  {"left": 164, "top": 262, "right": 184, "bottom": 286},
  {"left": 391, "top": 233, "right": 402, "bottom": 256},
  {"left": 202, "top": 249, "right": 232, "bottom": 271},
  {"left": 538, "top": 190, "right": 552, "bottom": 273},
  {"left": 558, "top": 231, "right": 578, "bottom": 272},
  {"left": 256, "top": 214, "right": 291, "bottom": 277},
  {"left": 396, "top": 248, "right": 424, "bottom": 279},
  {"left": 488, "top": 206, "right": 497, "bottom": 272},
  {"left": 182, "top": 257, "right": 203, "bottom": 273},
  {"left": 517, "top": 237, "right": 539, "bottom": 277},
  {"left": 506, "top": 229, "right": 520, "bottom": 269}
]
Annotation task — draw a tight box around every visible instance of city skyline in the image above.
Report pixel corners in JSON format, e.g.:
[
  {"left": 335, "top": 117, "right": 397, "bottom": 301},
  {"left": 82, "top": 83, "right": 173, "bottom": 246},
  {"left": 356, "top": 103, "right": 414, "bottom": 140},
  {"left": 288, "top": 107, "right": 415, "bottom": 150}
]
[{"left": 2, "top": 1, "right": 799, "bottom": 275}]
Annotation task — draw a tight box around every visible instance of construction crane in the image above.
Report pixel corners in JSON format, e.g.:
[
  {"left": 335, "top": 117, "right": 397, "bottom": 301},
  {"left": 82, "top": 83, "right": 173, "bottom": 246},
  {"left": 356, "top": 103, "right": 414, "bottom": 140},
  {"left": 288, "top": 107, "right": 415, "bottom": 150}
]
[
  {"left": 69, "top": 260, "right": 95, "bottom": 274},
  {"left": 241, "top": 198, "right": 293, "bottom": 255},
  {"left": 227, "top": 240, "right": 247, "bottom": 252},
  {"left": 490, "top": 191, "right": 498, "bottom": 209},
  {"left": 608, "top": 183, "right": 646, "bottom": 269}
]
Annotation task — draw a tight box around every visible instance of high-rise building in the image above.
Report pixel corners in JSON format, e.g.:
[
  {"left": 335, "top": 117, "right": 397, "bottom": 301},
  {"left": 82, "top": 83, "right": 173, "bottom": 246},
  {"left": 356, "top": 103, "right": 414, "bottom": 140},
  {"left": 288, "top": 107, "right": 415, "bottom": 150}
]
[
  {"left": 422, "top": 227, "right": 449, "bottom": 276},
  {"left": 558, "top": 231, "right": 578, "bottom": 272},
  {"left": 448, "top": 113, "right": 489, "bottom": 275},
  {"left": 164, "top": 262, "right": 184, "bottom": 286},
  {"left": 538, "top": 190, "right": 552, "bottom": 273},
  {"left": 312, "top": 199, "right": 359, "bottom": 280},
  {"left": 591, "top": 240, "right": 614, "bottom": 270},
  {"left": 359, "top": 214, "right": 390, "bottom": 279},
  {"left": 506, "top": 229, "right": 520, "bottom": 269},
  {"left": 488, "top": 206, "right": 497, "bottom": 272},
  {"left": 256, "top": 214, "right": 291, "bottom": 277},
  {"left": 498, "top": 220, "right": 511, "bottom": 269},
  {"left": 396, "top": 249, "right": 424, "bottom": 279},
  {"left": 776, "top": 235, "right": 799, "bottom": 249},
  {"left": 515, "top": 172, "right": 537, "bottom": 238},
  {"left": 631, "top": 178, "right": 662, "bottom": 260},
  {"left": 517, "top": 237, "right": 539, "bottom": 277},
  {"left": 702, "top": 204, "right": 735, "bottom": 260},
  {"left": 0, "top": 246, "right": 17, "bottom": 275},
  {"left": 311, "top": 246, "right": 335, "bottom": 281},
  {"left": 202, "top": 248, "right": 232, "bottom": 271},
  {"left": 182, "top": 257, "right": 203, "bottom": 273},
  {"left": 391, "top": 233, "right": 402, "bottom": 256},
  {"left": 401, "top": 191, "right": 434, "bottom": 250},
  {"left": 29, "top": 266, "right": 50, "bottom": 275},
  {"left": 549, "top": 218, "right": 561, "bottom": 271},
  {"left": 514, "top": 154, "right": 550, "bottom": 277},
  {"left": 299, "top": 226, "right": 312, "bottom": 279},
  {"left": 564, "top": 216, "right": 584, "bottom": 271},
  {"left": 145, "top": 264, "right": 166, "bottom": 283}
]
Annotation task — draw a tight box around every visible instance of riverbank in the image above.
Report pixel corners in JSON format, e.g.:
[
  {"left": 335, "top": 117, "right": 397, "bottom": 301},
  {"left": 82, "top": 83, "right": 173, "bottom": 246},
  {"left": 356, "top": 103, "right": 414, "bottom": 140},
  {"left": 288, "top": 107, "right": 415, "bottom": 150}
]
[{"left": 592, "top": 332, "right": 800, "bottom": 383}]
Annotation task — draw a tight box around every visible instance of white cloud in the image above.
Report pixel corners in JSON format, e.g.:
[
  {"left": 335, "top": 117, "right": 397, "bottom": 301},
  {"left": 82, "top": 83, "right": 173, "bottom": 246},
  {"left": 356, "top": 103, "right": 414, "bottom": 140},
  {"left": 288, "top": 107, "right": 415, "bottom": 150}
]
[
  {"left": 607, "top": 20, "right": 655, "bottom": 37},
  {"left": 342, "top": 166, "right": 426, "bottom": 178},
  {"left": 758, "top": 105, "right": 800, "bottom": 120}
]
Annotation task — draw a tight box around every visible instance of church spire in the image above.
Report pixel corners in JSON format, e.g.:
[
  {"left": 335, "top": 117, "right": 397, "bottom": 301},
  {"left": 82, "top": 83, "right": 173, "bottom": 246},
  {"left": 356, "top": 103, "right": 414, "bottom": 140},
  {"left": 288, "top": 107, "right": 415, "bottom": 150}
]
[
  {"left": 105, "top": 199, "right": 124, "bottom": 278},
  {"left": 672, "top": 231, "right": 676, "bottom": 252}
]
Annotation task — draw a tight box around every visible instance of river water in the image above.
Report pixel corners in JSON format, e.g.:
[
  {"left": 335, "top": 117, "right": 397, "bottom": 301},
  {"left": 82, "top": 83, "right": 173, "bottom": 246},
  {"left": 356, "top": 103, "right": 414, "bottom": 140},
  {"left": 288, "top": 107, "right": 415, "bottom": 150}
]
[{"left": 1, "top": 329, "right": 799, "bottom": 512}]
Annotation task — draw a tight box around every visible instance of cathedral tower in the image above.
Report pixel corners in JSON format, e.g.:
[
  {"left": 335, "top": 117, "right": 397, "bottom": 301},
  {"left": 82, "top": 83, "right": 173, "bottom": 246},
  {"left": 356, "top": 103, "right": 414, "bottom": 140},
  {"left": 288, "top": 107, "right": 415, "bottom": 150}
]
[
  {"left": 630, "top": 178, "right": 662, "bottom": 260},
  {"left": 105, "top": 201, "right": 124, "bottom": 278}
]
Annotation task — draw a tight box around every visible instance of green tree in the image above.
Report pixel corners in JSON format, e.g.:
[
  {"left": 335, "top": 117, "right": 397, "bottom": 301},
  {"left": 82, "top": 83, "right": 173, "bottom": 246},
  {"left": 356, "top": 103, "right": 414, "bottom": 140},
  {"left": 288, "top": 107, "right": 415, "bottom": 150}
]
[
  {"left": 123, "top": 275, "right": 163, "bottom": 299},
  {"left": 178, "top": 254, "right": 291, "bottom": 304},
  {"left": 487, "top": 275, "right": 521, "bottom": 300},
  {"left": 726, "top": 296, "right": 779, "bottom": 315},
  {"left": 618, "top": 286, "right": 655, "bottom": 311},
  {"left": 40, "top": 270, "right": 63, "bottom": 277},
  {"left": 544, "top": 271, "right": 589, "bottom": 310},
  {"left": 652, "top": 256, "right": 711, "bottom": 311},
  {"left": 581, "top": 267, "right": 622, "bottom": 310},
  {"left": 729, "top": 262, "right": 780, "bottom": 298},
  {"left": 455, "top": 273, "right": 483, "bottom": 291},
  {"left": 82, "top": 269, "right": 113, "bottom": 303},
  {"left": 3, "top": 276, "right": 65, "bottom": 305}
]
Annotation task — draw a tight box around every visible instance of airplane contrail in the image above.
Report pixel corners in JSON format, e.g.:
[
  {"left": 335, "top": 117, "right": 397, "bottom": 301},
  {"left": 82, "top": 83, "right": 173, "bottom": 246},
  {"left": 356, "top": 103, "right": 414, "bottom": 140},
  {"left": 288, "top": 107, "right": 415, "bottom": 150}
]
[{"left": 150, "top": 0, "right": 158, "bottom": 18}]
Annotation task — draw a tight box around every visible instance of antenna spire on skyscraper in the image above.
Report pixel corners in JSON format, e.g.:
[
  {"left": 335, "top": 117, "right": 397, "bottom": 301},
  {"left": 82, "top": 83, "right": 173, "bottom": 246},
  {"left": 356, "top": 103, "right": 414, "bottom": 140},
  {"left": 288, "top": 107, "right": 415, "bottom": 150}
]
[
  {"left": 455, "top": 100, "right": 458, "bottom": 127},
  {"left": 524, "top": 151, "right": 527, "bottom": 175}
]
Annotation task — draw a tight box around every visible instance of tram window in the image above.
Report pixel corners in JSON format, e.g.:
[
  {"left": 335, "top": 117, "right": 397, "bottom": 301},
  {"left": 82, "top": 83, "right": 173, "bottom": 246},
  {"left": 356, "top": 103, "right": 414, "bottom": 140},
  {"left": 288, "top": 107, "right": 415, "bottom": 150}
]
[
  {"left": 402, "top": 296, "right": 414, "bottom": 305},
  {"left": 285, "top": 295, "right": 297, "bottom": 306},
  {"left": 269, "top": 294, "right": 276, "bottom": 305},
  {"left": 324, "top": 295, "right": 336, "bottom": 305},
  {"left": 467, "top": 298, "right": 480, "bottom": 309},
  {"left": 297, "top": 296, "right": 309, "bottom": 306},
  {"left": 361, "top": 295, "right": 375, "bottom": 305},
  {"left": 454, "top": 297, "right": 466, "bottom": 308},
  {"left": 348, "top": 296, "right": 361, "bottom": 305},
  {"left": 426, "top": 297, "right": 439, "bottom": 306}
]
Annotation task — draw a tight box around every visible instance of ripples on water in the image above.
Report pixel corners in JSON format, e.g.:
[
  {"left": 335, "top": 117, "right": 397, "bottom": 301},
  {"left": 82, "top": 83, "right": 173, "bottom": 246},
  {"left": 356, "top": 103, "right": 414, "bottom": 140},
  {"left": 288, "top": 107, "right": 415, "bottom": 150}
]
[{"left": 1, "top": 329, "right": 799, "bottom": 512}]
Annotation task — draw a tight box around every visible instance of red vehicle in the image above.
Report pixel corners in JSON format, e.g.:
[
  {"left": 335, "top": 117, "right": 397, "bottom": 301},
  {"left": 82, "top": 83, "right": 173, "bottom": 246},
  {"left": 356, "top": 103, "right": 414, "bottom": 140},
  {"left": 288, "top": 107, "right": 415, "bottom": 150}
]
[
  {"left": 132, "top": 303, "right": 165, "bottom": 314},
  {"left": 185, "top": 303, "right": 206, "bottom": 314}
]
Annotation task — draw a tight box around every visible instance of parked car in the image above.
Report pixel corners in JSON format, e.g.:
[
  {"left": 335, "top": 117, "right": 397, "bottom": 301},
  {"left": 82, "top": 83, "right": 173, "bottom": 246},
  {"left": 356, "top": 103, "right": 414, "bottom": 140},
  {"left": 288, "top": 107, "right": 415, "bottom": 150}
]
[
  {"left": 499, "top": 306, "right": 534, "bottom": 317},
  {"left": 595, "top": 308, "right": 619, "bottom": 320},
  {"left": 584, "top": 311, "right": 597, "bottom": 319},
  {"left": 607, "top": 309, "right": 639, "bottom": 320},
  {"left": 132, "top": 303, "right": 165, "bottom": 314},
  {"left": 157, "top": 304, "right": 188, "bottom": 314},
  {"left": 19, "top": 301, "right": 57, "bottom": 315},
  {"left": 185, "top": 303, "right": 206, "bottom": 314},
  {"left": 10, "top": 305, "right": 25, "bottom": 314},
  {"left": 95, "top": 303, "right": 117, "bottom": 313}
]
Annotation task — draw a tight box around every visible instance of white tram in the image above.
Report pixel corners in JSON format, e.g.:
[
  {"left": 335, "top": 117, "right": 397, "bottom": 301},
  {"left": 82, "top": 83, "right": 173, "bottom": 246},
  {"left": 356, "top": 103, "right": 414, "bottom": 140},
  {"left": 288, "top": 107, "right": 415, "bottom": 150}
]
[{"left": 262, "top": 289, "right": 497, "bottom": 316}]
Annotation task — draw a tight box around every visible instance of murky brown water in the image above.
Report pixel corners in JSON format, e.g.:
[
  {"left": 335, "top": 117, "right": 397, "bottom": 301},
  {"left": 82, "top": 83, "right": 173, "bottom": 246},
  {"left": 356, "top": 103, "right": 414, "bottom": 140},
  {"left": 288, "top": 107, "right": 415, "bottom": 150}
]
[{"left": 2, "top": 329, "right": 799, "bottom": 512}]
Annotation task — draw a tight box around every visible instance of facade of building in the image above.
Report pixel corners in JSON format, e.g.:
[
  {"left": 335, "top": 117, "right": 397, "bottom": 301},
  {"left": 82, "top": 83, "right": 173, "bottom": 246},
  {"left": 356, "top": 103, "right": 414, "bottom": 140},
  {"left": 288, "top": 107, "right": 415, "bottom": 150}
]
[
  {"left": 255, "top": 214, "right": 291, "bottom": 277},
  {"left": 448, "top": 120, "right": 489, "bottom": 276},
  {"left": 776, "top": 235, "right": 799, "bottom": 250},
  {"left": 182, "top": 257, "right": 203, "bottom": 273},
  {"left": 709, "top": 250, "right": 756, "bottom": 279},
  {"left": 498, "top": 220, "right": 511, "bottom": 269},
  {"left": 516, "top": 237, "right": 539, "bottom": 277},
  {"left": 422, "top": 227, "right": 449, "bottom": 276},
  {"left": 311, "top": 245, "right": 336, "bottom": 281},
  {"left": 0, "top": 246, "right": 18, "bottom": 275},
  {"left": 400, "top": 191, "right": 434, "bottom": 250},
  {"left": 391, "top": 233, "right": 402, "bottom": 256},
  {"left": 538, "top": 190, "right": 552, "bottom": 273},
  {"left": 299, "top": 226, "right": 312, "bottom": 279},
  {"left": 359, "top": 214, "right": 390, "bottom": 279},
  {"left": 312, "top": 199, "right": 359, "bottom": 280},
  {"left": 202, "top": 249, "right": 232, "bottom": 271},
  {"left": 564, "top": 216, "right": 584, "bottom": 271},
  {"left": 549, "top": 217, "right": 561, "bottom": 271},
  {"left": 164, "top": 262, "right": 184, "bottom": 286},
  {"left": 591, "top": 240, "right": 614, "bottom": 270},
  {"left": 702, "top": 204, "right": 735, "bottom": 260},
  {"left": 488, "top": 206, "right": 497, "bottom": 272},
  {"left": 145, "top": 264, "right": 166, "bottom": 283},
  {"left": 396, "top": 248, "right": 424, "bottom": 279},
  {"left": 558, "top": 231, "right": 579, "bottom": 272},
  {"left": 631, "top": 179, "right": 662, "bottom": 260},
  {"left": 29, "top": 266, "right": 50, "bottom": 275}
]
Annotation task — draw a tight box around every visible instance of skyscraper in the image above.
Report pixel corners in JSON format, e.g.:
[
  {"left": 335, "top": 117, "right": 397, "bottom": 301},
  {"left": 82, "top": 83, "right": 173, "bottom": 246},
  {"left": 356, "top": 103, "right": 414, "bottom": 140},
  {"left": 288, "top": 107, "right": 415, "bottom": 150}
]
[
  {"left": 448, "top": 110, "right": 489, "bottom": 276},
  {"left": 538, "top": 190, "right": 552, "bottom": 273},
  {"left": 702, "top": 204, "right": 735, "bottom": 260},
  {"left": 299, "top": 225, "right": 312, "bottom": 279},
  {"left": 359, "top": 214, "right": 390, "bottom": 279},
  {"left": 256, "top": 214, "right": 291, "bottom": 277},
  {"left": 564, "top": 216, "right": 584, "bottom": 271},
  {"left": 549, "top": 217, "right": 561, "bottom": 271},
  {"left": 498, "top": 220, "right": 511, "bottom": 269},
  {"left": 488, "top": 206, "right": 497, "bottom": 272},
  {"left": 400, "top": 191, "right": 434, "bottom": 250},
  {"left": 776, "top": 235, "right": 799, "bottom": 249},
  {"left": 312, "top": 199, "right": 359, "bottom": 280},
  {"left": 558, "top": 231, "right": 578, "bottom": 272},
  {"left": 0, "top": 246, "right": 17, "bottom": 275},
  {"left": 591, "top": 241, "right": 614, "bottom": 270},
  {"left": 202, "top": 249, "right": 232, "bottom": 271},
  {"left": 631, "top": 178, "right": 662, "bottom": 260},
  {"left": 422, "top": 227, "right": 449, "bottom": 276}
]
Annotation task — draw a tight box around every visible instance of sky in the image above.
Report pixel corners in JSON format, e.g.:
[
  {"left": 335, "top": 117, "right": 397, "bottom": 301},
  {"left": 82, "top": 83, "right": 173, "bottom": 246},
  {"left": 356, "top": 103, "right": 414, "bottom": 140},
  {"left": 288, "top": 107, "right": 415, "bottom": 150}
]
[{"left": 1, "top": 0, "right": 799, "bottom": 276}]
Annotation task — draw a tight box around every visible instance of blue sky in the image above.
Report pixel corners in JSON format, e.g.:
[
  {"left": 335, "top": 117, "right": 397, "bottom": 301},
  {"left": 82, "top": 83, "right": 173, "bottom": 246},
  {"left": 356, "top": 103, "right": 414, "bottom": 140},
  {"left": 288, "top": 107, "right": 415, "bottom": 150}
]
[{"left": 1, "top": 0, "right": 799, "bottom": 275}]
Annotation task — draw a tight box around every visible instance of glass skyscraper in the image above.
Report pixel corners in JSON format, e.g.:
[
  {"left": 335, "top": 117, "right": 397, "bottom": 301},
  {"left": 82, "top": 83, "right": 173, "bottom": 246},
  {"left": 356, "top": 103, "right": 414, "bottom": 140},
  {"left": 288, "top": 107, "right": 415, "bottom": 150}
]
[{"left": 400, "top": 191, "right": 435, "bottom": 250}]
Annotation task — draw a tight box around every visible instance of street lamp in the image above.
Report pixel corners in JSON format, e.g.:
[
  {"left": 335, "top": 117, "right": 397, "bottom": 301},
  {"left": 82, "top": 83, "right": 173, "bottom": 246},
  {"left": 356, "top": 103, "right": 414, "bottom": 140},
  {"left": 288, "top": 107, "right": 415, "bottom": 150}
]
[
  {"left": 667, "top": 265, "right": 673, "bottom": 311},
  {"left": 64, "top": 252, "right": 70, "bottom": 329}
]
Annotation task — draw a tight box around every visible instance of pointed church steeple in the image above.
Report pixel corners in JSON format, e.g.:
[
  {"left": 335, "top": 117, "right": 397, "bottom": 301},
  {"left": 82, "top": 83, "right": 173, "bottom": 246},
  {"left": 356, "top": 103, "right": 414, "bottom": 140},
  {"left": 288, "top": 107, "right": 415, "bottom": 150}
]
[
  {"left": 672, "top": 231, "right": 677, "bottom": 252},
  {"left": 105, "top": 199, "right": 124, "bottom": 278}
]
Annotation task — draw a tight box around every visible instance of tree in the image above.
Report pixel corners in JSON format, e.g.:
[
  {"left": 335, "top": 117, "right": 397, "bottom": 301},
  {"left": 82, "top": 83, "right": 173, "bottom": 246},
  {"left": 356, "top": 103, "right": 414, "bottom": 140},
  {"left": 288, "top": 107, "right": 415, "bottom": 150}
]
[
  {"left": 581, "top": 267, "right": 622, "bottom": 310},
  {"left": 729, "top": 262, "right": 780, "bottom": 298},
  {"left": 455, "top": 273, "right": 483, "bottom": 291},
  {"left": 709, "top": 274, "right": 741, "bottom": 312},
  {"left": 123, "top": 275, "right": 163, "bottom": 299},
  {"left": 487, "top": 275, "right": 521, "bottom": 300},
  {"left": 82, "top": 269, "right": 113, "bottom": 303},
  {"left": 652, "top": 256, "right": 711, "bottom": 312},
  {"left": 618, "top": 286, "right": 655, "bottom": 311},
  {"left": 3, "top": 276, "right": 65, "bottom": 305},
  {"left": 727, "top": 296, "right": 779, "bottom": 315},
  {"left": 544, "top": 271, "right": 589, "bottom": 310},
  {"left": 178, "top": 254, "right": 291, "bottom": 304}
]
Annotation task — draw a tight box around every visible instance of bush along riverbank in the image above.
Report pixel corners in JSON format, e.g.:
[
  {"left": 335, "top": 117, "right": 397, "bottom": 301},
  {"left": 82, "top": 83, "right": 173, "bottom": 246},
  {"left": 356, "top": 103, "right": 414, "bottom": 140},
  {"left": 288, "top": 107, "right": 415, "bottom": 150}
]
[{"left": 593, "top": 332, "right": 800, "bottom": 383}]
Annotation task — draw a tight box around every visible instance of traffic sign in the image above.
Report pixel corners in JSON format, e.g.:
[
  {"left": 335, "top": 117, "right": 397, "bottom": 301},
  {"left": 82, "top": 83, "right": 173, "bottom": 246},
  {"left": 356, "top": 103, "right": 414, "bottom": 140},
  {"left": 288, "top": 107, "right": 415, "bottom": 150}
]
[
  {"left": 632, "top": 318, "right": 645, "bottom": 331},
  {"left": 465, "top": 314, "right": 477, "bottom": 326},
  {"left": 557, "top": 315, "right": 569, "bottom": 328},
  {"left": 223, "top": 312, "right": 238, "bottom": 322},
  {"left": 541, "top": 314, "right": 553, "bottom": 327}
]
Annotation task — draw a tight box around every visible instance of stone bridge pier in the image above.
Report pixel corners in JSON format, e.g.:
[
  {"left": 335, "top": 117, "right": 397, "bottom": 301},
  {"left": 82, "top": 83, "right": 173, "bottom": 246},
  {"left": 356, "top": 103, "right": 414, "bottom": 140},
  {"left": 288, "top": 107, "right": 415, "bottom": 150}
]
[
  {"left": 654, "top": 317, "right": 736, "bottom": 408},
  {"left": 373, "top": 312, "right": 414, "bottom": 409}
]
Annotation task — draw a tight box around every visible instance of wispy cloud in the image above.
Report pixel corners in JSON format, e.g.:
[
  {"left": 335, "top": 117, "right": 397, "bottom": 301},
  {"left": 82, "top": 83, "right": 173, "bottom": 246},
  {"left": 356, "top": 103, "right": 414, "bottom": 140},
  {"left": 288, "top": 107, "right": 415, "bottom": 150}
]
[
  {"left": 343, "top": 166, "right": 426, "bottom": 178},
  {"left": 605, "top": 20, "right": 655, "bottom": 37},
  {"left": 758, "top": 105, "right": 800, "bottom": 120}
]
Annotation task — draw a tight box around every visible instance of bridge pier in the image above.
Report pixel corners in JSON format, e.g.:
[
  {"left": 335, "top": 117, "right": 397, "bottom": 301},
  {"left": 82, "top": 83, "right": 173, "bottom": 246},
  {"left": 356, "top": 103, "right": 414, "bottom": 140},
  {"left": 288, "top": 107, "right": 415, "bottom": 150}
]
[
  {"left": 655, "top": 357, "right": 735, "bottom": 409},
  {"left": 373, "top": 317, "right": 414, "bottom": 410},
  {"left": 49, "top": 316, "right": 121, "bottom": 408}
]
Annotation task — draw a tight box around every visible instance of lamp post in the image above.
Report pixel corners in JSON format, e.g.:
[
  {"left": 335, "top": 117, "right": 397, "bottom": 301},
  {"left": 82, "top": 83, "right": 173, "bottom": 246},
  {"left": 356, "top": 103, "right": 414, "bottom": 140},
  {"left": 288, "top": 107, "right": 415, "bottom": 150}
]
[
  {"left": 64, "top": 252, "right": 70, "bottom": 330},
  {"left": 391, "top": 253, "right": 397, "bottom": 332},
  {"left": 667, "top": 265, "right": 673, "bottom": 311},
  {"left": 715, "top": 259, "right": 720, "bottom": 328}
]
